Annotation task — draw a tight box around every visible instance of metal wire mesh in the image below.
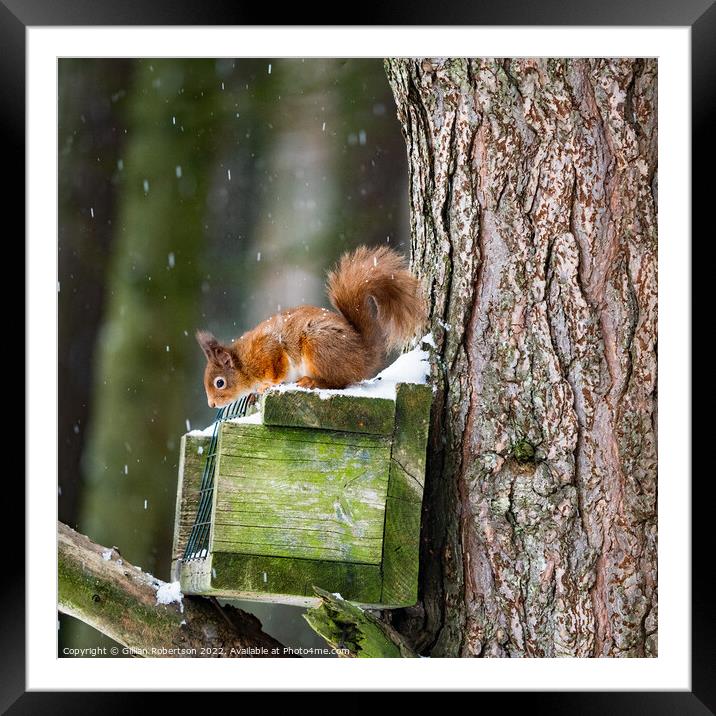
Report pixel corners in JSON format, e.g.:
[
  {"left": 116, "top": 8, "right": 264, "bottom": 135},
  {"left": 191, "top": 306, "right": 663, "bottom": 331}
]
[{"left": 182, "top": 394, "right": 252, "bottom": 561}]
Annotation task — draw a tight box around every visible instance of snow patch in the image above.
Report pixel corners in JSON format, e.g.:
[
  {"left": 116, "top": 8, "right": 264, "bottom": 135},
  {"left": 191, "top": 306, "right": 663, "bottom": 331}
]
[
  {"left": 187, "top": 424, "right": 216, "bottom": 437},
  {"left": 421, "top": 333, "right": 437, "bottom": 349},
  {"left": 185, "top": 548, "right": 208, "bottom": 560},
  {"left": 230, "top": 412, "right": 263, "bottom": 425},
  {"left": 155, "top": 580, "right": 184, "bottom": 613},
  {"left": 187, "top": 410, "right": 262, "bottom": 437}
]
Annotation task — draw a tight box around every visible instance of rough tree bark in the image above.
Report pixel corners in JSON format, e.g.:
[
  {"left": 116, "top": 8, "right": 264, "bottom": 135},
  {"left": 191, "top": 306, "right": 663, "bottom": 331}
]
[{"left": 385, "top": 58, "right": 657, "bottom": 657}]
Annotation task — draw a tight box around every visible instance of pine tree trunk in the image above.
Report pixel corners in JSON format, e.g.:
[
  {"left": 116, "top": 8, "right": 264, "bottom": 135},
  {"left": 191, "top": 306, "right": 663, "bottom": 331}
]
[{"left": 385, "top": 58, "right": 657, "bottom": 658}]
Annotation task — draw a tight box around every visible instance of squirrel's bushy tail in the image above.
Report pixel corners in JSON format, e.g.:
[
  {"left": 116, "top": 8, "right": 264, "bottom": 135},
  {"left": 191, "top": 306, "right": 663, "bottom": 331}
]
[{"left": 327, "top": 245, "right": 425, "bottom": 353}]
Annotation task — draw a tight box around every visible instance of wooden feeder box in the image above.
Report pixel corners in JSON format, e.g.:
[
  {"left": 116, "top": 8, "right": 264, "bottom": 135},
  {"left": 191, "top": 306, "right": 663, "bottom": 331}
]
[{"left": 171, "top": 383, "right": 432, "bottom": 608}]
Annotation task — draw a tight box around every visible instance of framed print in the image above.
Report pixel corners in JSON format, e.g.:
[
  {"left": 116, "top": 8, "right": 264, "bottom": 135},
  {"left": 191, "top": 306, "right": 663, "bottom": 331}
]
[{"left": 7, "top": 0, "right": 709, "bottom": 710}]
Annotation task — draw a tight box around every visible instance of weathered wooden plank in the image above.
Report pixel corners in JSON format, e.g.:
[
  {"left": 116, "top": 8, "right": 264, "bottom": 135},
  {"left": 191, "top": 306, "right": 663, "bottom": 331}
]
[
  {"left": 213, "top": 422, "right": 390, "bottom": 564},
  {"left": 220, "top": 423, "right": 387, "bottom": 453},
  {"left": 211, "top": 516, "right": 384, "bottom": 564},
  {"left": 209, "top": 552, "right": 383, "bottom": 604},
  {"left": 380, "top": 495, "right": 422, "bottom": 607},
  {"left": 211, "top": 533, "right": 383, "bottom": 564},
  {"left": 381, "top": 383, "right": 432, "bottom": 606},
  {"left": 262, "top": 388, "right": 396, "bottom": 435},
  {"left": 171, "top": 434, "right": 211, "bottom": 580},
  {"left": 388, "top": 383, "right": 432, "bottom": 493}
]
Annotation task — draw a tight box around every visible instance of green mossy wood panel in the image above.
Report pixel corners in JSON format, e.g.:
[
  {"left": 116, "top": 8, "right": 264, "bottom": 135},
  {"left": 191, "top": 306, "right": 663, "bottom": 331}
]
[
  {"left": 213, "top": 423, "right": 391, "bottom": 564},
  {"left": 211, "top": 553, "right": 382, "bottom": 604},
  {"left": 179, "top": 553, "right": 382, "bottom": 606},
  {"left": 262, "top": 388, "right": 395, "bottom": 435},
  {"left": 381, "top": 383, "right": 432, "bottom": 606},
  {"left": 175, "top": 383, "right": 432, "bottom": 607}
]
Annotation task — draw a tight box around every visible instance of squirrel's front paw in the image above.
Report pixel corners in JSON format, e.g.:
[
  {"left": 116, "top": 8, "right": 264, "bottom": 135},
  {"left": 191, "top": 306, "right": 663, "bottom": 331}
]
[{"left": 296, "top": 376, "right": 318, "bottom": 389}]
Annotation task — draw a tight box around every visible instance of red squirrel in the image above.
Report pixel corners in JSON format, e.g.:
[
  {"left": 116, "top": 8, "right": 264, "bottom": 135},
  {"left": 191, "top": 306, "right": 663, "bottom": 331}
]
[{"left": 196, "top": 245, "right": 425, "bottom": 408}]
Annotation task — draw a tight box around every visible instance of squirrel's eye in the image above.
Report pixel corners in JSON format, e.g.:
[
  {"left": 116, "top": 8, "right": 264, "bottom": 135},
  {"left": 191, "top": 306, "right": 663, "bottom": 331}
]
[{"left": 214, "top": 377, "right": 226, "bottom": 389}]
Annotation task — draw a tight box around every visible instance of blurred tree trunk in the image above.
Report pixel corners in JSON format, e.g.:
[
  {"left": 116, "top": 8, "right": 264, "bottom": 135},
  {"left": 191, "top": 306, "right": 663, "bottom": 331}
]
[
  {"left": 229, "top": 59, "right": 409, "bottom": 330},
  {"left": 58, "top": 59, "right": 132, "bottom": 527},
  {"left": 81, "top": 60, "right": 226, "bottom": 576},
  {"left": 385, "top": 58, "right": 657, "bottom": 657},
  {"left": 240, "top": 59, "right": 342, "bottom": 326}
]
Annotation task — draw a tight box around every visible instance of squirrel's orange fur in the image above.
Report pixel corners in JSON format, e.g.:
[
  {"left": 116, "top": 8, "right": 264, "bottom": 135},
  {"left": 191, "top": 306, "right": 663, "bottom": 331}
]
[{"left": 196, "top": 245, "right": 425, "bottom": 408}]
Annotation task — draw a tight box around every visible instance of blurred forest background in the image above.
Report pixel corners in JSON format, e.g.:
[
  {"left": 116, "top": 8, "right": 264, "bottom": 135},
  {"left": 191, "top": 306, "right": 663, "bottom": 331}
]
[{"left": 58, "top": 58, "right": 409, "bottom": 655}]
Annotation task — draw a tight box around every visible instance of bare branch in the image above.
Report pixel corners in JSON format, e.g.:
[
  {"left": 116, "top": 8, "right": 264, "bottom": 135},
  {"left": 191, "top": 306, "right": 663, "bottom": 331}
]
[
  {"left": 304, "top": 588, "right": 416, "bottom": 658},
  {"left": 58, "top": 521, "right": 288, "bottom": 657}
]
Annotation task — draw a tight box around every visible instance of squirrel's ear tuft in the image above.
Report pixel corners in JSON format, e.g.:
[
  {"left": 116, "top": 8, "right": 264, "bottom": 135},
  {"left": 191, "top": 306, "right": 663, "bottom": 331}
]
[
  {"left": 196, "top": 330, "right": 235, "bottom": 369},
  {"left": 196, "top": 330, "right": 218, "bottom": 361}
]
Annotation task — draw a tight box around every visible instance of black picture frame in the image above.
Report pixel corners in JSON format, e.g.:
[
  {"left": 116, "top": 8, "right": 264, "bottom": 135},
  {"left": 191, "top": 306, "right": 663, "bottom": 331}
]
[{"left": 8, "top": 1, "right": 707, "bottom": 710}]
